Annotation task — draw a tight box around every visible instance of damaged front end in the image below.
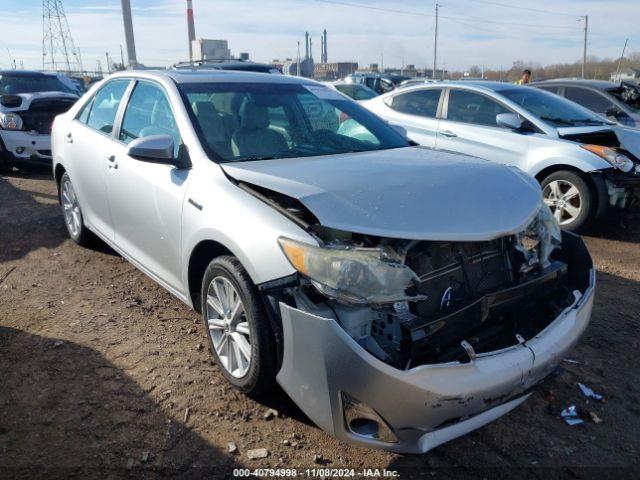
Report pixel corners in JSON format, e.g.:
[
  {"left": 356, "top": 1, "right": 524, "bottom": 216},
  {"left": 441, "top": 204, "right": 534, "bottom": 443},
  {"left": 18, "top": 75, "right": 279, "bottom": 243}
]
[
  {"left": 560, "top": 129, "right": 640, "bottom": 214},
  {"left": 259, "top": 201, "right": 595, "bottom": 453}
]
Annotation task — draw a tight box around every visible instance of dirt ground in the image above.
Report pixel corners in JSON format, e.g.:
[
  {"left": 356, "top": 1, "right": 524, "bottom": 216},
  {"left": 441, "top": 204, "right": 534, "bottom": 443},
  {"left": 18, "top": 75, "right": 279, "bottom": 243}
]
[{"left": 1, "top": 169, "right": 639, "bottom": 479}]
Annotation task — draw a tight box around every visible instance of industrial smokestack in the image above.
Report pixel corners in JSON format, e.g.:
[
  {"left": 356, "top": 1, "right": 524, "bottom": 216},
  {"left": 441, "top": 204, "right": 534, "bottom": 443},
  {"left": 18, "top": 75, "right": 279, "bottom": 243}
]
[
  {"left": 186, "top": 0, "right": 196, "bottom": 61},
  {"left": 320, "top": 35, "right": 324, "bottom": 64},
  {"left": 309, "top": 38, "right": 313, "bottom": 60},
  {"left": 305, "top": 32, "right": 309, "bottom": 59},
  {"left": 323, "top": 29, "right": 328, "bottom": 63},
  {"left": 120, "top": 0, "right": 137, "bottom": 67}
]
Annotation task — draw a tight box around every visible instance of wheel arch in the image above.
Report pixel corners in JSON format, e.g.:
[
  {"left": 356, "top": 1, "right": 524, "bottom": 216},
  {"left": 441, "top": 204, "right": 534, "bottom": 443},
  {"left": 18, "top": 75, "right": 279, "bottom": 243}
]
[
  {"left": 187, "top": 239, "right": 234, "bottom": 313},
  {"left": 54, "top": 163, "right": 66, "bottom": 199}
]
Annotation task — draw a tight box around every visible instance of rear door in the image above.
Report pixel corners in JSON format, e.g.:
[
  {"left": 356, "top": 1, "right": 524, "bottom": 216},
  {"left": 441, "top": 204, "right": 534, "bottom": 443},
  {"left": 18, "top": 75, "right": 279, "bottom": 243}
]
[
  {"left": 436, "top": 88, "right": 529, "bottom": 167},
  {"left": 66, "top": 79, "right": 131, "bottom": 240},
  {"left": 564, "top": 86, "right": 631, "bottom": 125},
  {"left": 377, "top": 88, "right": 443, "bottom": 148},
  {"left": 105, "top": 80, "right": 189, "bottom": 292}
]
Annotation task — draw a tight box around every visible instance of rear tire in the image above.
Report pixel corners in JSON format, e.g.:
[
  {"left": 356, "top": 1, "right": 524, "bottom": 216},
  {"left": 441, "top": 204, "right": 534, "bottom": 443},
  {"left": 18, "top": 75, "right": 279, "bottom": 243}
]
[
  {"left": 59, "top": 172, "right": 91, "bottom": 246},
  {"left": 541, "top": 170, "right": 594, "bottom": 232},
  {"left": 200, "top": 256, "right": 277, "bottom": 396}
]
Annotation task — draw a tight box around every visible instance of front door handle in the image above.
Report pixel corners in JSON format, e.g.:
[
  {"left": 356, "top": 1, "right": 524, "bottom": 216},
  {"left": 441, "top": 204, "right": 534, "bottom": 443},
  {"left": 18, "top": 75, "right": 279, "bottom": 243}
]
[
  {"left": 66, "top": 133, "right": 73, "bottom": 144},
  {"left": 440, "top": 130, "right": 458, "bottom": 138},
  {"left": 106, "top": 155, "right": 118, "bottom": 169}
]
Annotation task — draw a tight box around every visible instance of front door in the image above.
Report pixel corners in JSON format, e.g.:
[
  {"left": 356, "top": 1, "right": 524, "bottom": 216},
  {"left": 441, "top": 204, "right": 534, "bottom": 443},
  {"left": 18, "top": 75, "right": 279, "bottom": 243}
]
[
  {"left": 436, "top": 88, "right": 529, "bottom": 167},
  {"left": 106, "top": 80, "right": 189, "bottom": 293}
]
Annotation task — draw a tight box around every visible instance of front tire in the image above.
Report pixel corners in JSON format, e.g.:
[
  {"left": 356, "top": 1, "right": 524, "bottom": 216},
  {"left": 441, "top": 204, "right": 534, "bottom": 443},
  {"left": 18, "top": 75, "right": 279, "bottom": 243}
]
[
  {"left": 541, "top": 170, "right": 594, "bottom": 232},
  {"left": 59, "top": 172, "right": 91, "bottom": 245},
  {"left": 200, "top": 256, "right": 277, "bottom": 395}
]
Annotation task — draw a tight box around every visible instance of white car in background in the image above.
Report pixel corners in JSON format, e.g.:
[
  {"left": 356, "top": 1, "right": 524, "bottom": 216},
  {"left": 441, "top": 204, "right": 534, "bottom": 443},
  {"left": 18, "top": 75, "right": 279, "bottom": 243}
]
[{"left": 365, "top": 81, "right": 640, "bottom": 231}]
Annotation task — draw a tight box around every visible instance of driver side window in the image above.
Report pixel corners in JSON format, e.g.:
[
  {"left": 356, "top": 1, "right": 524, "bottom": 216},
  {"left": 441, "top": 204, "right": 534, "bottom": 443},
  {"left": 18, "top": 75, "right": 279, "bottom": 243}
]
[{"left": 119, "top": 81, "right": 180, "bottom": 156}]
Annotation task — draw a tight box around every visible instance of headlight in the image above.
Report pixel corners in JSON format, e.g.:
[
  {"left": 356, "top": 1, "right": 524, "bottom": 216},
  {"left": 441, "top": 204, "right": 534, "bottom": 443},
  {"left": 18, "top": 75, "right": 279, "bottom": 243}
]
[
  {"left": 278, "top": 237, "right": 418, "bottom": 304},
  {"left": 0, "top": 112, "right": 23, "bottom": 130},
  {"left": 517, "top": 202, "right": 562, "bottom": 271},
  {"left": 582, "top": 144, "right": 634, "bottom": 173}
]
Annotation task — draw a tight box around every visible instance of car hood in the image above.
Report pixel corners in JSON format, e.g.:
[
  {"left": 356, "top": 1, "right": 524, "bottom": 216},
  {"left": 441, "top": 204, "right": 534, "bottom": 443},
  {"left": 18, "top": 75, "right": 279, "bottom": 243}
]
[
  {"left": 222, "top": 147, "right": 542, "bottom": 241},
  {"left": 1, "top": 91, "right": 78, "bottom": 112},
  {"left": 557, "top": 125, "right": 640, "bottom": 158}
]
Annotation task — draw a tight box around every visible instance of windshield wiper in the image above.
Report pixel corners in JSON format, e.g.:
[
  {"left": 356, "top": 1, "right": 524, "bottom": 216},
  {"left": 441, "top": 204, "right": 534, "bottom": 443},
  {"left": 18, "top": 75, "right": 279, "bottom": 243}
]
[
  {"left": 539, "top": 116, "right": 574, "bottom": 126},
  {"left": 231, "top": 155, "right": 278, "bottom": 162}
]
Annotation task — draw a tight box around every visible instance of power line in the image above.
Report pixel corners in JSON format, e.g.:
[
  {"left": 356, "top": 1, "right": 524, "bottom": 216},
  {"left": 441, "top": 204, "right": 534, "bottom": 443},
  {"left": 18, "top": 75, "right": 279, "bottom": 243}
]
[
  {"left": 463, "top": 0, "right": 580, "bottom": 18},
  {"left": 313, "top": 0, "right": 580, "bottom": 31}
]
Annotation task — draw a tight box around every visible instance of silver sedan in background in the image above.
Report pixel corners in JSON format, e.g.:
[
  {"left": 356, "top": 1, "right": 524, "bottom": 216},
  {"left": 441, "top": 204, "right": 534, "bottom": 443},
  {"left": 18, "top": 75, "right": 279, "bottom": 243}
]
[
  {"left": 365, "top": 81, "right": 640, "bottom": 231},
  {"left": 52, "top": 70, "right": 594, "bottom": 453}
]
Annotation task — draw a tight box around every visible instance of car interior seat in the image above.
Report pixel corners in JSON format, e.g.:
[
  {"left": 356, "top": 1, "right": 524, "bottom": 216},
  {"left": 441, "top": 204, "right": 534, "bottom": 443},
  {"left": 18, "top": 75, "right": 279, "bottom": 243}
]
[{"left": 231, "top": 102, "right": 288, "bottom": 158}]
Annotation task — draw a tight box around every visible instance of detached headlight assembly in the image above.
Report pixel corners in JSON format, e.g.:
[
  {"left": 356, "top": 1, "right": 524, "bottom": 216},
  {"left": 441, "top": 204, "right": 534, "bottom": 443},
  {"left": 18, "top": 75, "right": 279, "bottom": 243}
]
[
  {"left": 582, "top": 144, "right": 634, "bottom": 173},
  {"left": 278, "top": 237, "right": 418, "bottom": 304},
  {"left": 0, "top": 112, "right": 23, "bottom": 131},
  {"left": 517, "top": 202, "right": 562, "bottom": 271}
]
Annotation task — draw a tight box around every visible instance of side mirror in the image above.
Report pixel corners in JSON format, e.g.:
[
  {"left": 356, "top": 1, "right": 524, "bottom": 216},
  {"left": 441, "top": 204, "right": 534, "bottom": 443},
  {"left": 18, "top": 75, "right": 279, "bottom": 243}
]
[
  {"left": 496, "top": 113, "right": 523, "bottom": 130},
  {"left": 0, "top": 95, "right": 22, "bottom": 108},
  {"left": 127, "top": 135, "right": 187, "bottom": 167}
]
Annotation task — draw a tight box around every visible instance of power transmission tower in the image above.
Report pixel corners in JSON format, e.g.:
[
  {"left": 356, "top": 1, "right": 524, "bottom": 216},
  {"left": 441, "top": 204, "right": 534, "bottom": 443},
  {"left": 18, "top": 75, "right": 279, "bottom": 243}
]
[{"left": 42, "top": 0, "right": 81, "bottom": 72}]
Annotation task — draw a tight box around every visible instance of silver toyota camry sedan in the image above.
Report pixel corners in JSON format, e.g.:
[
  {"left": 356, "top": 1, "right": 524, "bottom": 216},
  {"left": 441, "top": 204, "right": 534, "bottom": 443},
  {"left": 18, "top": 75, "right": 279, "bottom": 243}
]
[{"left": 52, "top": 70, "right": 595, "bottom": 453}]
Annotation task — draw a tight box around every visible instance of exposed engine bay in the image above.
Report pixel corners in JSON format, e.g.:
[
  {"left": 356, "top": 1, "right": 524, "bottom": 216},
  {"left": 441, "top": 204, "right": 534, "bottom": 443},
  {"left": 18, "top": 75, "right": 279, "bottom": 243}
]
[{"left": 253, "top": 182, "right": 590, "bottom": 370}]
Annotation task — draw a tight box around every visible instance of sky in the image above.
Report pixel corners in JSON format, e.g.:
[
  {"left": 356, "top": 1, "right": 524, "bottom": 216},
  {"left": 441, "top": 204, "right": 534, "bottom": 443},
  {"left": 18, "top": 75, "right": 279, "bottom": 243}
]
[{"left": 0, "top": 0, "right": 637, "bottom": 73}]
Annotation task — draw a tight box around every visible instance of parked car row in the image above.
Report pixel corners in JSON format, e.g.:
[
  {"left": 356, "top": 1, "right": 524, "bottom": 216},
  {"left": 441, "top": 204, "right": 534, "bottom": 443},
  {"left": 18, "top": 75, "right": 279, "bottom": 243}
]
[{"left": 50, "top": 69, "right": 596, "bottom": 453}]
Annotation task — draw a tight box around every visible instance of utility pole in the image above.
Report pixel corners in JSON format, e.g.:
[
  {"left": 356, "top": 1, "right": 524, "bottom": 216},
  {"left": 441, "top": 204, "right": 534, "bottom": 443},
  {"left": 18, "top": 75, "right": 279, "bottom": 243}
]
[
  {"left": 121, "top": 0, "right": 138, "bottom": 67},
  {"left": 433, "top": 3, "right": 440, "bottom": 80},
  {"left": 615, "top": 38, "right": 629, "bottom": 82},
  {"left": 120, "top": 44, "right": 125, "bottom": 68},
  {"left": 105, "top": 52, "right": 111, "bottom": 74},
  {"left": 581, "top": 15, "right": 588, "bottom": 79}
]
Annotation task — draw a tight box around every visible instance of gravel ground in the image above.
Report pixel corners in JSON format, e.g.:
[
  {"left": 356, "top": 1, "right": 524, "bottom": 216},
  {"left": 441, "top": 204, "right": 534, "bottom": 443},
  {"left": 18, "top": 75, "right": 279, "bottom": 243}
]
[{"left": 1, "top": 170, "right": 639, "bottom": 479}]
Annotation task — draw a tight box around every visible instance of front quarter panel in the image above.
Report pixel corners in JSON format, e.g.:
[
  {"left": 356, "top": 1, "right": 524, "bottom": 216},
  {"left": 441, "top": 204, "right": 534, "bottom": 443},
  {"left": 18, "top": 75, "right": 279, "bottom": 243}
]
[
  {"left": 524, "top": 136, "right": 612, "bottom": 177},
  {"left": 181, "top": 160, "right": 316, "bottom": 302}
]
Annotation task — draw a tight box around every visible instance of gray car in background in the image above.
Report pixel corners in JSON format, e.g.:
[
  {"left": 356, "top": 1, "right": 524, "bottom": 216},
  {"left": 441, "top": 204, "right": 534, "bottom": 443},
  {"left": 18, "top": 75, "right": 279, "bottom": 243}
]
[
  {"left": 534, "top": 79, "right": 640, "bottom": 129},
  {"left": 52, "top": 70, "right": 594, "bottom": 453},
  {"left": 365, "top": 81, "right": 640, "bottom": 231}
]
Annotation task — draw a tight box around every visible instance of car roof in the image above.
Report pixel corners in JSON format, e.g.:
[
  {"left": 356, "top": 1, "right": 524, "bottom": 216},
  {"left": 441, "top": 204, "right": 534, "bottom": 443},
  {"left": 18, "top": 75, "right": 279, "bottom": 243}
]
[
  {"left": 0, "top": 70, "right": 48, "bottom": 77},
  {"left": 107, "top": 69, "right": 318, "bottom": 86},
  {"left": 400, "top": 80, "right": 519, "bottom": 93},
  {"left": 533, "top": 79, "right": 620, "bottom": 90}
]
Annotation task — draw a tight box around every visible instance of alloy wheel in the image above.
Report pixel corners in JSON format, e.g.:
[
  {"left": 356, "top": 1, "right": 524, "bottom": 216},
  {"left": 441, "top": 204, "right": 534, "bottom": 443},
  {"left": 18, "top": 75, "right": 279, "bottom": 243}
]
[
  {"left": 543, "top": 180, "right": 582, "bottom": 226},
  {"left": 61, "top": 178, "right": 82, "bottom": 238},
  {"left": 205, "top": 276, "right": 252, "bottom": 378}
]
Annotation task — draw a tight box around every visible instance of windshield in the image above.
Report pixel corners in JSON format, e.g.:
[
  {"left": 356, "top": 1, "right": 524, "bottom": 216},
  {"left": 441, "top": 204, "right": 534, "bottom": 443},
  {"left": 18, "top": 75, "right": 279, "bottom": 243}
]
[
  {"left": 608, "top": 83, "right": 640, "bottom": 112},
  {"left": 0, "top": 74, "right": 75, "bottom": 95},
  {"left": 501, "top": 88, "right": 611, "bottom": 127},
  {"left": 181, "top": 82, "right": 409, "bottom": 162}
]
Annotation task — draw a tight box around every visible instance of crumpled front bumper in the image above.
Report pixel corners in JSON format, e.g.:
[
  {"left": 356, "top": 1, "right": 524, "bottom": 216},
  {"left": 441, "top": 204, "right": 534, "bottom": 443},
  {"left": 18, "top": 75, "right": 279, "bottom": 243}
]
[
  {"left": 276, "top": 249, "right": 595, "bottom": 453},
  {"left": 0, "top": 130, "right": 52, "bottom": 166}
]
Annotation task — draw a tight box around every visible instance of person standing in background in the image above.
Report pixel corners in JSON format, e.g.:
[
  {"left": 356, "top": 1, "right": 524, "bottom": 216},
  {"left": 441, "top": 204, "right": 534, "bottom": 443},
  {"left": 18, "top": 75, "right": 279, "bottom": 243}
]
[{"left": 516, "top": 69, "right": 532, "bottom": 85}]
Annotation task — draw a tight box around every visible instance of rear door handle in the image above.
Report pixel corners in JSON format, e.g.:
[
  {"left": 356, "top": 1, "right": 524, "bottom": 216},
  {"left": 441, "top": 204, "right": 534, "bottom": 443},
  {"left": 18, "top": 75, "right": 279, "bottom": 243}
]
[
  {"left": 66, "top": 133, "right": 73, "bottom": 144},
  {"left": 106, "top": 155, "right": 118, "bottom": 169},
  {"left": 440, "top": 130, "right": 458, "bottom": 138}
]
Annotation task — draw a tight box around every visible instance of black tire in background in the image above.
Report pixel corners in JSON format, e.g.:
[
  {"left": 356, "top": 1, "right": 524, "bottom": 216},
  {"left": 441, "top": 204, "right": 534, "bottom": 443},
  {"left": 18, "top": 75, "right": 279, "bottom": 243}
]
[
  {"left": 541, "top": 170, "right": 594, "bottom": 232},
  {"left": 200, "top": 256, "right": 277, "bottom": 396}
]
